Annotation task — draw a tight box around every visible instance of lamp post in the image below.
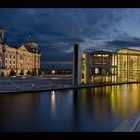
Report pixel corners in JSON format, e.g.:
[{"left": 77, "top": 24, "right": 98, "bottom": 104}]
[
  {"left": 52, "top": 70, "right": 55, "bottom": 75},
  {"left": 51, "top": 65, "right": 55, "bottom": 75}
]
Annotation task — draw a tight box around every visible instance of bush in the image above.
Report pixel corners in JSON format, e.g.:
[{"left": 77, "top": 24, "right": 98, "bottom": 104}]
[
  {"left": 27, "top": 70, "right": 31, "bottom": 75},
  {"left": 31, "top": 69, "right": 37, "bottom": 76},
  {"left": 19, "top": 70, "right": 24, "bottom": 76},
  {"left": 9, "top": 69, "right": 16, "bottom": 76},
  {"left": 1, "top": 72, "right": 4, "bottom": 77},
  {"left": 38, "top": 69, "right": 42, "bottom": 75}
]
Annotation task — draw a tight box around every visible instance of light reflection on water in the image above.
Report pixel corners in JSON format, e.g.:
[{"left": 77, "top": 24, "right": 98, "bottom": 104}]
[
  {"left": 50, "top": 91, "right": 57, "bottom": 118},
  {"left": 0, "top": 84, "right": 140, "bottom": 131}
]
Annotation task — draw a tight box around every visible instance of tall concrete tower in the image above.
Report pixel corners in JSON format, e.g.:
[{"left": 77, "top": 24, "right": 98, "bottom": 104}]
[
  {"left": 0, "top": 27, "right": 5, "bottom": 44},
  {"left": 73, "top": 44, "right": 82, "bottom": 86}
]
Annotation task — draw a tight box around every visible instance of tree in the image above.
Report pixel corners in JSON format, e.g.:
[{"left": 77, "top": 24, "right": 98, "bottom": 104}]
[
  {"left": 9, "top": 69, "right": 16, "bottom": 76},
  {"left": 1, "top": 72, "right": 4, "bottom": 77},
  {"left": 27, "top": 70, "right": 31, "bottom": 75},
  {"left": 31, "top": 69, "right": 37, "bottom": 76},
  {"left": 38, "top": 69, "right": 42, "bottom": 75},
  {"left": 19, "top": 70, "right": 24, "bottom": 76}
]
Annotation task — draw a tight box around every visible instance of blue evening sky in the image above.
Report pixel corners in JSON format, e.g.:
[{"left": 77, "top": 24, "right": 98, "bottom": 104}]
[{"left": 0, "top": 8, "right": 140, "bottom": 68}]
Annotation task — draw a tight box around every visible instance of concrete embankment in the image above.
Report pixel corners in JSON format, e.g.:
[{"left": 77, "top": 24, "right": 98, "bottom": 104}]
[
  {"left": 113, "top": 111, "right": 140, "bottom": 132},
  {"left": 0, "top": 76, "right": 72, "bottom": 93},
  {"left": 0, "top": 77, "right": 140, "bottom": 93}
]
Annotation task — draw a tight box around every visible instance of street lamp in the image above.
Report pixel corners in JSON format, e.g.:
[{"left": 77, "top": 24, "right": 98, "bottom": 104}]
[{"left": 52, "top": 70, "right": 55, "bottom": 74}]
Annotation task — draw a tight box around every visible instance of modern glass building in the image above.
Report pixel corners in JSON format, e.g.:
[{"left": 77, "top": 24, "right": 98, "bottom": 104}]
[{"left": 78, "top": 48, "right": 140, "bottom": 84}]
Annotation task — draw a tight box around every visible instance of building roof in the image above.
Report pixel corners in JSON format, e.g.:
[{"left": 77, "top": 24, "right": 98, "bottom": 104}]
[
  {"left": 23, "top": 41, "right": 38, "bottom": 44},
  {"left": 17, "top": 45, "right": 40, "bottom": 53},
  {"left": 117, "top": 48, "right": 140, "bottom": 54},
  {"left": 84, "top": 49, "right": 112, "bottom": 54},
  {"left": 84, "top": 48, "right": 140, "bottom": 55}
]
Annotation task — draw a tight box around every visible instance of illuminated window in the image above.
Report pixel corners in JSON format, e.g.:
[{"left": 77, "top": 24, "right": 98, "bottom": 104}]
[
  {"left": 95, "top": 68, "right": 99, "bottom": 74},
  {"left": 83, "top": 53, "right": 86, "bottom": 58},
  {"left": 82, "top": 79, "right": 84, "bottom": 83},
  {"left": 103, "top": 54, "right": 109, "bottom": 57}
]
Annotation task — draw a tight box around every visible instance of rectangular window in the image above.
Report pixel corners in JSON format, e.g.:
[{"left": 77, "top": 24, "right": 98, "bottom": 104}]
[
  {"left": 10, "top": 55, "right": 11, "bottom": 59},
  {"left": 10, "top": 61, "right": 11, "bottom": 64}
]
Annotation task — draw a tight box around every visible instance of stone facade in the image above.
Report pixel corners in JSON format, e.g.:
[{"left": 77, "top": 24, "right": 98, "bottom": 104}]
[{"left": 0, "top": 28, "right": 40, "bottom": 76}]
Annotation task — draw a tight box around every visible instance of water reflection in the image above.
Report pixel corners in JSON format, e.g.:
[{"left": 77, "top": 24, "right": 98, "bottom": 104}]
[
  {"left": 50, "top": 91, "right": 57, "bottom": 117},
  {"left": 72, "top": 89, "right": 80, "bottom": 129},
  {"left": 0, "top": 93, "right": 39, "bottom": 131},
  {"left": 0, "top": 84, "right": 140, "bottom": 131}
]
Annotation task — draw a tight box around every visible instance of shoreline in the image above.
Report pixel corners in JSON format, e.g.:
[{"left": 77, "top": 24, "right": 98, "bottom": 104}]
[
  {"left": 113, "top": 110, "right": 140, "bottom": 132},
  {"left": 0, "top": 80, "right": 140, "bottom": 94}
]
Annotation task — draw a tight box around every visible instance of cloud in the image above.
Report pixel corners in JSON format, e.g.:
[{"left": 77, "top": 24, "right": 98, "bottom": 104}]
[
  {"left": 0, "top": 8, "right": 140, "bottom": 68},
  {"left": 104, "top": 36, "right": 140, "bottom": 51}
]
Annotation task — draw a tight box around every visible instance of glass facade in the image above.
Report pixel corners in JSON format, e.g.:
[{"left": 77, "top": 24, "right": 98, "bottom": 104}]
[{"left": 81, "top": 48, "right": 140, "bottom": 84}]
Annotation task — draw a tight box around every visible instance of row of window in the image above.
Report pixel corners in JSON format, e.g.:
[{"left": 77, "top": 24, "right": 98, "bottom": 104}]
[
  {"left": 5, "top": 60, "right": 16, "bottom": 64},
  {"left": 6, "top": 54, "right": 16, "bottom": 59},
  {"left": 5, "top": 60, "right": 34, "bottom": 65},
  {"left": 5, "top": 54, "right": 39, "bottom": 60},
  {"left": 5, "top": 65, "right": 16, "bottom": 69},
  {"left": 5, "top": 65, "right": 34, "bottom": 69}
]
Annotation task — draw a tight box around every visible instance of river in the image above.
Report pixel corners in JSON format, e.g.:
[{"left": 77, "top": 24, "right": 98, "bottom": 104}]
[{"left": 0, "top": 83, "right": 140, "bottom": 131}]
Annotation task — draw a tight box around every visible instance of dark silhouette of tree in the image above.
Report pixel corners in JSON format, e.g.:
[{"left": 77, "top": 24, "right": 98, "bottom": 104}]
[
  {"left": 27, "top": 70, "right": 31, "bottom": 75},
  {"left": 19, "top": 70, "right": 24, "bottom": 76},
  {"left": 38, "top": 69, "right": 42, "bottom": 75},
  {"left": 31, "top": 69, "right": 37, "bottom": 76},
  {"left": 9, "top": 69, "right": 16, "bottom": 76},
  {"left": 1, "top": 72, "right": 4, "bottom": 77}
]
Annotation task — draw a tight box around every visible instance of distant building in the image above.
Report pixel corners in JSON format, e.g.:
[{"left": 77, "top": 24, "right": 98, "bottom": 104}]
[
  {"left": 45, "top": 68, "right": 72, "bottom": 75},
  {"left": 73, "top": 44, "right": 140, "bottom": 85},
  {"left": 0, "top": 28, "right": 41, "bottom": 76}
]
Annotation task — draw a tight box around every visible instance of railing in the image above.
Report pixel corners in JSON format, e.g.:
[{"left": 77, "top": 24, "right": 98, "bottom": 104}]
[{"left": 0, "top": 77, "right": 73, "bottom": 92}]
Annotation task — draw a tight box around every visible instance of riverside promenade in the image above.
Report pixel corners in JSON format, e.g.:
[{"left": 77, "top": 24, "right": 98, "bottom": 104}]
[
  {"left": 113, "top": 110, "right": 140, "bottom": 132},
  {"left": 0, "top": 76, "right": 72, "bottom": 93},
  {"left": 0, "top": 76, "right": 140, "bottom": 93},
  {"left": 1, "top": 76, "right": 140, "bottom": 131}
]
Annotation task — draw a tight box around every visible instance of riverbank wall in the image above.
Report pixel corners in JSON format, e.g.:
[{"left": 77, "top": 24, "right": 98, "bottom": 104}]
[{"left": 0, "top": 77, "right": 140, "bottom": 93}]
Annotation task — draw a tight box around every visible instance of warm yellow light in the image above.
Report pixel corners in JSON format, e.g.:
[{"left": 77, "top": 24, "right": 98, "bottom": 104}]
[
  {"left": 103, "top": 54, "right": 109, "bottom": 57},
  {"left": 83, "top": 53, "right": 86, "bottom": 58},
  {"left": 52, "top": 70, "right": 55, "bottom": 74},
  {"left": 51, "top": 90, "right": 56, "bottom": 95},
  {"left": 95, "top": 68, "right": 99, "bottom": 74}
]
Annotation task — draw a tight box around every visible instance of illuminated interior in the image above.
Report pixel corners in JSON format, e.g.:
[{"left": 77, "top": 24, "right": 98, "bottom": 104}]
[
  {"left": 81, "top": 48, "right": 140, "bottom": 84},
  {"left": 81, "top": 53, "right": 86, "bottom": 83},
  {"left": 117, "top": 48, "right": 140, "bottom": 82}
]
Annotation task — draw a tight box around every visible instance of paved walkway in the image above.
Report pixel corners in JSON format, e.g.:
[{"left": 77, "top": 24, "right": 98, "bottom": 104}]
[
  {"left": 0, "top": 79, "right": 140, "bottom": 93},
  {"left": 113, "top": 111, "right": 140, "bottom": 132}
]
